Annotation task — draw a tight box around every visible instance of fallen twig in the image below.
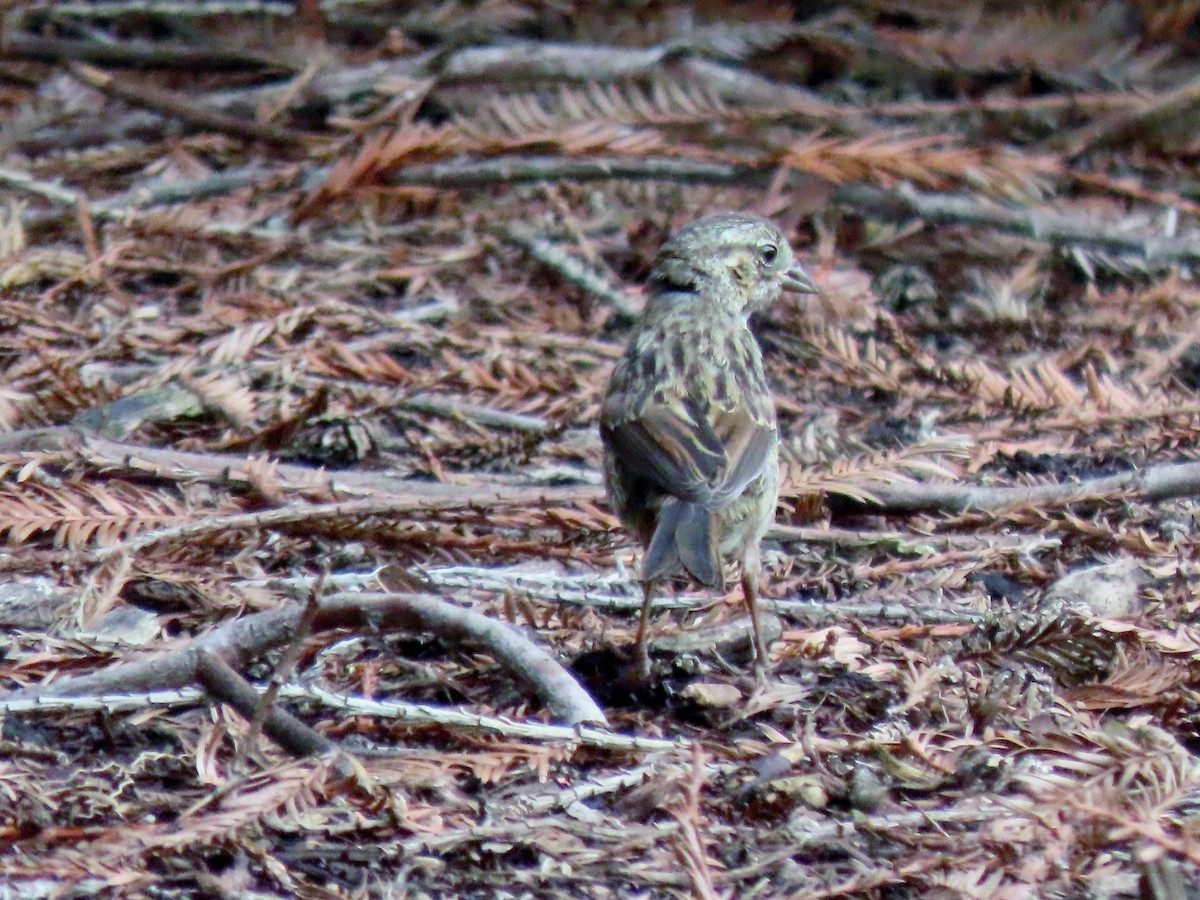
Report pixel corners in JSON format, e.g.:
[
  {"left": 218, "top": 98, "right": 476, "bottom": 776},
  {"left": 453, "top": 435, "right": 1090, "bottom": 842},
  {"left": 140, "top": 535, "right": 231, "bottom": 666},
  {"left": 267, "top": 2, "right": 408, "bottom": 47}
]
[
  {"left": 498, "top": 225, "right": 640, "bottom": 321},
  {"left": 0, "top": 686, "right": 676, "bottom": 752},
  {"left": 832, "top": 182, "right": 1200, "bottom": 264},
  {"left": 831, "top": 457, "right": 1200, "bottom": 514},
  {"left": 240, "top": 572, "right": 326, "bottom": 758},
  {"left": 400, "top": 393, "right": 549, "bottom": 434},
  {"left": 8, "top": 425, "right": 1200, "bottom": 541},
  {"left": 5, "top": 591, "right": 606, "bottom": 725},
  {"left": 0, "top": 426, "right": 593, "bottom": 503},
  {"left": 68, "top": 62, "right": 307, "bottom": 148},
  {"left": 299, "top": 686, "right": 677, "bottom": 751},
  {"left": 383, "top": 154, "right": 777, "bottom": 190},
  {"left": 194, "top": 650, "right": 335, "bottom": 758},
  {"left": 87, "top": 489, "right": 595, "bottom": 560},
  {"left": 0, "top": 31, "right": 286, "bottom": 71}
]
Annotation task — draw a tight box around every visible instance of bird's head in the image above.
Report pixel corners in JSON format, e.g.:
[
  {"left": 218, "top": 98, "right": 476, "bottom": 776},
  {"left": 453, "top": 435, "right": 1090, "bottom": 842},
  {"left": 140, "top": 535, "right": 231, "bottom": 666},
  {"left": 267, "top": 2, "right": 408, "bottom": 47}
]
[{"left": 648, "top": 213, "right": 818, "bottom": 317}]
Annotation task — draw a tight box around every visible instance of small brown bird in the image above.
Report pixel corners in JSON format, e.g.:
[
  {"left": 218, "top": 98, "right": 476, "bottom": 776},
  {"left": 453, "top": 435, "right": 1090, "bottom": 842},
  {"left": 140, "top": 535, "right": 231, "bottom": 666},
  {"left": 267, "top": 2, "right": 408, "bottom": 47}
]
[{"left": 601, "top": 213, "right": 818, "bottom": 681}]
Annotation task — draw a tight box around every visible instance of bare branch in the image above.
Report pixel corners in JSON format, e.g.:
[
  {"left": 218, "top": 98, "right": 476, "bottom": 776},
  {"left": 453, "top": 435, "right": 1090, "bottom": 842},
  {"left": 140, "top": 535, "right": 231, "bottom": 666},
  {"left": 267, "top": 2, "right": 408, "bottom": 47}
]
[
  {"left": 832, "top": 182, "right": 1200, "bottom": 264},
  {"left": 6, "top": 592, "right": 606, "bottom": 725}
]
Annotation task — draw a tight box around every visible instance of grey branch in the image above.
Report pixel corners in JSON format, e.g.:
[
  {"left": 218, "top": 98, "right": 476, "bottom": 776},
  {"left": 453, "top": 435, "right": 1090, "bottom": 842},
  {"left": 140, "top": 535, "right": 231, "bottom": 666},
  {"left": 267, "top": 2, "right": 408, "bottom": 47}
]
[
  {"left": 833, "top": 458, "right": 1200, "bottom": 514},
  {"left": 832, "top": 182, "right": 1200, "bottom": 264},
  {"left": 498, "top": 226, "right": 640, "bottom": 320},
  {"left": 6, "top": 591, "right": 606, "bottom": 725},
  {"left": 400, "top": 393, "right": 549, "bottom": 434},
  {"left": 8, "top": 425, "right": 1200, "bottom": 531}
]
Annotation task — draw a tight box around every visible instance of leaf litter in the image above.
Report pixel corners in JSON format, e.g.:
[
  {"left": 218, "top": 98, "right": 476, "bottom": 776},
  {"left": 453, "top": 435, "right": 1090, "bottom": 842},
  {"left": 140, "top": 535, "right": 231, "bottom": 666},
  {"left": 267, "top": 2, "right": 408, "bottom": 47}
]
[{"left": 1, "top": 1, "right": 1200, "bottom": 897}]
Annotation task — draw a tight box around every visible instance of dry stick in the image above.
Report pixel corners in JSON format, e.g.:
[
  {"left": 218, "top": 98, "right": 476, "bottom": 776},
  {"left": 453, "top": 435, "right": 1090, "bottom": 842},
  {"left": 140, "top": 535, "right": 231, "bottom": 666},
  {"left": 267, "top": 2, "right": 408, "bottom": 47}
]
[
  {"left": 49, "top": 1, "right": 311, "bottom": 17},
  {"left": 1, "top": 162, "right": 286, "bottom": 236},
  {"left": 419, "top": 565, "right": 984, "bottom": 624},
  {"left": 436, "top": 46, "right": 862, "bottom": 129},
  {"left": 0, "top": 687, "right": 676, "bottom": 752},
  {"left": 868, "top": 91, "right": 1140, "bottom": 119},
  {"left": 0, "top": 426, "right": 587, "bottom": 503},
  {"left": 11, "top": 423, "right": 1200, "bottom": 525},
  {"left": 400, "top": 393, "right": 549, "bottom": 434},
  {"left": 6, "top": 591, "right": 606, "bottom": 725},
  {"left": 12, "top": 37, "right": 844, "bottom": 156},
  {"left": 0, "top": 32, "right": 287, "bottom": 71},
  {"left": 436, "top": 40, "right": 670, "bottom": 83},
  {"left": 498, "top": 226, "right": 641, "bottom": 321},
  {"left": 386, "top": 155, "right": 771, "bottom": 190},
  {"left": 78, "top": 436, "right": 1200, "bottom": 522},
  {"left": 105, "top": 167, "right": 279, "bottom": 209},
  {"left": 681, "top": 58, "right": 872, "bottom": 133},
  {"left": 830, "top": 458, "right": 1200, "bottom": 515},
  {"left": 88, "top": 492, "right": 586, "bottom": 561},
  {"left": 387, "top": 156, "right": 1200, "bottom": 264},
  {"left": 9, "top": 425, "right": 1200, "bottom": 527},
  {"left": 238, "top": 571, "right": 326, "bottom": 761},
  {"left": 193, "top": 651, "right": 334, "bottom": 758},
  {"left": 830, "top": 182, "right": 1200, "bottom": 265},
  {"left": 435, "top": 42, "right": 840, "bottom": 117},
  {"left": 0, "top": 166, "right": 99, "bottom": 213},
  {"left": 68, "top": 62, "right": 306, "bottom": 148},
  {"left": 328, "top": 593, "right": 605, "bottom": 725},
  {"left": 769, "top": 524, "right": 1059, "bottom": 553},
  {"left": 296, "top": 687, "right": 675, "bottom": 752}
]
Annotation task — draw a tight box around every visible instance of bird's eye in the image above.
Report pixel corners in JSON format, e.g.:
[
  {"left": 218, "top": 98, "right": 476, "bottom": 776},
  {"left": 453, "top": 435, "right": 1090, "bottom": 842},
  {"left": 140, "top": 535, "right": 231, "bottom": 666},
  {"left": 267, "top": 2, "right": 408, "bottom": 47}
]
[{"left": 760, "top": 244, "right": 778, "bottom": 264}]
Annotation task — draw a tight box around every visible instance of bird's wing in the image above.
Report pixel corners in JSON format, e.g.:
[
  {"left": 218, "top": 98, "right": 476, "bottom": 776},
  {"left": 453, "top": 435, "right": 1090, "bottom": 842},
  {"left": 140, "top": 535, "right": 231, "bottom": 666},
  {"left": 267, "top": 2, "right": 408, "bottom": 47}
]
[
  {"left": 708, "top": 404, "right": 776, "bottom": 504},
  {"left": 601, "top": 393, "right": 774, "bottom": 507},
  {"left": 604, "top": 395, "right": 774, "bottom": 586}
]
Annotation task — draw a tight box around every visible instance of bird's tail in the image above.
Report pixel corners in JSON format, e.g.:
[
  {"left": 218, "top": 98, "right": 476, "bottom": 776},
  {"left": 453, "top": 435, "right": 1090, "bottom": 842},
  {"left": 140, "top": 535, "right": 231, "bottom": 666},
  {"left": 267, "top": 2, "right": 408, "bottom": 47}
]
[{"left": 641, "top": 498, "right": 722, "bottom": 588}]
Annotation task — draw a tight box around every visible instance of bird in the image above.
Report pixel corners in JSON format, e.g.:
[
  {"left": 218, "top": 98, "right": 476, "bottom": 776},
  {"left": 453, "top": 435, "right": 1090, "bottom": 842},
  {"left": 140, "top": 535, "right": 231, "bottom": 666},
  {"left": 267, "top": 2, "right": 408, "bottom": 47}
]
[{"left": 600, "top": 212, "right": 818, "bottom": 682}]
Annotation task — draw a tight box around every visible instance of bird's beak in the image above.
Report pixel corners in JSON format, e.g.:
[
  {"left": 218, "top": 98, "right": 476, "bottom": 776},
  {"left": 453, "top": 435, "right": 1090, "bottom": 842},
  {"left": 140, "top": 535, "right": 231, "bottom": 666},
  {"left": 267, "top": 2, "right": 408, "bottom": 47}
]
[{"left": 781, "top": 265, "right": 819, "bottom": 294}]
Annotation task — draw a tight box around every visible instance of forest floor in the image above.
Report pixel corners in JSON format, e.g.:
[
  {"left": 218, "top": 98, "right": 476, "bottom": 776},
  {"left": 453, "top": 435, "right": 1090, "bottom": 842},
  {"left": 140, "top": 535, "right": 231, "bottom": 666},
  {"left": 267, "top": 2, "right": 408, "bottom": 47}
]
[{"left": 3, "top": 1, "right": 1200, "bottom": 897}]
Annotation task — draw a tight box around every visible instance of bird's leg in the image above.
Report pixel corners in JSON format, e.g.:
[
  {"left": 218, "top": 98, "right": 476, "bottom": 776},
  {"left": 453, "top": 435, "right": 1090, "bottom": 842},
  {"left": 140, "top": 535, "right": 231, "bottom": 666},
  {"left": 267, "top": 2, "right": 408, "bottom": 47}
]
[
  {"left": 741, "top": 544, "right": 770, "bottom": 686},
  {"left": 632, "top": 578, "right": 657, "bottom": 679}
]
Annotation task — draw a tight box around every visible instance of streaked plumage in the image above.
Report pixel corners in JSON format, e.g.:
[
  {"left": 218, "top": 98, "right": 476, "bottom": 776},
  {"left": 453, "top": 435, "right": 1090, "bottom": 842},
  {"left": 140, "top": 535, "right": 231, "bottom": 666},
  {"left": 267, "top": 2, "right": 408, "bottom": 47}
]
[{"left": 601, "top": 212, "right": 818, "bottom": 680}]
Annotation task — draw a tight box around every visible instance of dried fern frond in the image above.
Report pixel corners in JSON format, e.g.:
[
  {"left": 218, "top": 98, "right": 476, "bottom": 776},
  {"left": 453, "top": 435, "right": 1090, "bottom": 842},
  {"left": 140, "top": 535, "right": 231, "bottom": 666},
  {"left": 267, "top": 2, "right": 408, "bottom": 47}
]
[
  {"left": 774, "top": 133, "right": 1057, "bottom": 195},
  {"left": 959, "top": 609, "right": 1118, "bottom": 685},
  {"left": 463, "top": 77, "right": 729, "bottom": 134},
  {"left": 0, "top": 479, "right": 188, "bottom": 549},
  {"left": 1006, "top": 740, "right": 1200, "bottom": 873},
  {"left": 873, "top": 8, "right": 1167, "bottom": 88},
  {"left": 796, "top": 323, "right": 909, "bottom": 393},
  {"left": 302, "top": 114, "right": 1054, "bottom": 218},
  {"left": 784, "top": 435, "right": 972, "bottom": 504},
  {"left": 0, "top": 247, "right": 89, "bottom": 290},
  {"left": 673, "top": 21, "right": 803, "bottom": 61},
  {"left": 1067, "top": 647, "right": 1191, "bottom": 710},
  {"left": 936, "top": 356, "right": 1159, "bottom": 417},
  {"left": 1011, "top": 720, "right": 1200, "bottom": 831}
]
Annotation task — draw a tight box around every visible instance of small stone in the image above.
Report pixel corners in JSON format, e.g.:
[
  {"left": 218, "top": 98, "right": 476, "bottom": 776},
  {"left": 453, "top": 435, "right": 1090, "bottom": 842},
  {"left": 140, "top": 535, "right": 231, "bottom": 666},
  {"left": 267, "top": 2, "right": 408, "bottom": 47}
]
[
  {"left": 1041, "top": 557, "right": 1144, "bottom": 618},
  {"left": 679, "top": 682, "right": 743, "bottom": 708},
  {"left": 771, "top": 775, "right": 829, "bottom": 809},
  {"left": 80, "top": 604, "right": 161, "bottom": 646},
  {"left": 847, "top": 764, "right": 887, "bottom": 812}
]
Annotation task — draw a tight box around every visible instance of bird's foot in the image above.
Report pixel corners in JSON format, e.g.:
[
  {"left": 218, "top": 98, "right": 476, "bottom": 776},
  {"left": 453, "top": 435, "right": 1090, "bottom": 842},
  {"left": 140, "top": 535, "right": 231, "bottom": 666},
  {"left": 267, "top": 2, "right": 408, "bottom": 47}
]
[
  {"left": 636, "top": 650, "right": 653, "bottom": 680},
  {"left": 751, "top": 657, "right": 769, "bottom": 691},
  {"left": 621, "top": 643, "right": 653, "bottom": 686}
]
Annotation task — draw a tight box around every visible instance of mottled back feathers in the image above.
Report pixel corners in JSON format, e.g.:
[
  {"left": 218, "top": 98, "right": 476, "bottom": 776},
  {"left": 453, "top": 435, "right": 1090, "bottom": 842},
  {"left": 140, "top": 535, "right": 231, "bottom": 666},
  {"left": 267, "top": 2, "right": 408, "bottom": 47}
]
[{"left": 601, "top": 213, "right": 816, "bottom": 586}]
